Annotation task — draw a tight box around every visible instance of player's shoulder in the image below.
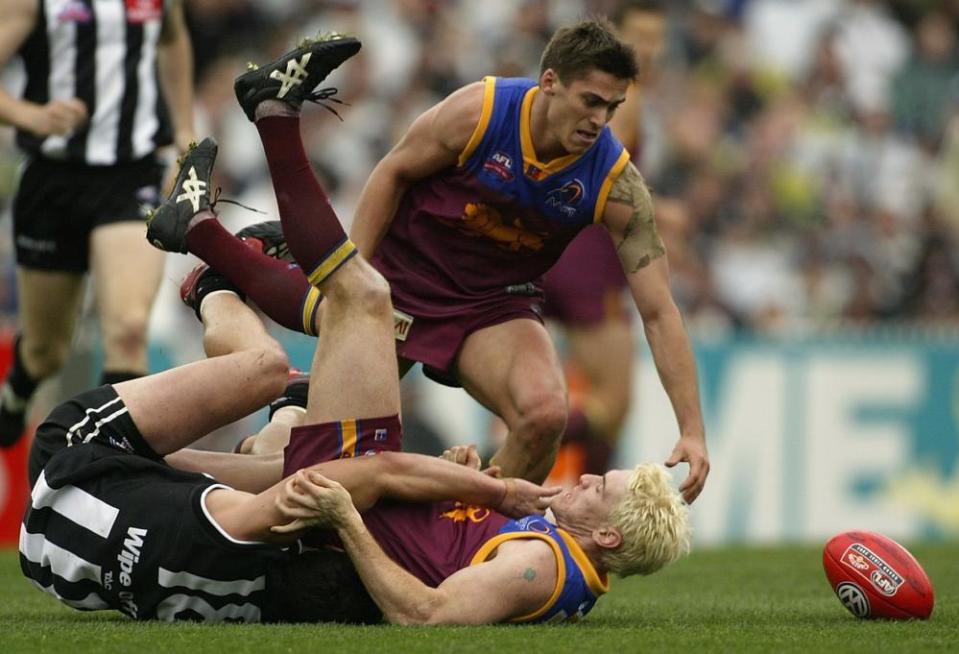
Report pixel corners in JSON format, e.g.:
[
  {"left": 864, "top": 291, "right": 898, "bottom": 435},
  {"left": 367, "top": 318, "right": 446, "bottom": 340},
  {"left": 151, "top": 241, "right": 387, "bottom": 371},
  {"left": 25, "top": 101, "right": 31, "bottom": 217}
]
[
  {"left": 436, "top": 80, "right": 487, "bottom": 122},
  {"left": 421, "top": 79, "right": 490, "bottom": 152},
  {"left": 495, "top": 535, "right": 560, "bottom": 570}
]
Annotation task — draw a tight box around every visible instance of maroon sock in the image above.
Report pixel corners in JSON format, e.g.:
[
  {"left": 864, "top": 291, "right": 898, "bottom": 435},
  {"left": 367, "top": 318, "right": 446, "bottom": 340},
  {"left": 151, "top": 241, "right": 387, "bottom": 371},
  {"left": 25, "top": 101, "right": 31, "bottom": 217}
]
[
  {"left": 185, "top": 218, "right": 322, "bottom": 335},
  {"left": 562, "top": 408, "right": 590, "bottom": 444},
  {"left": 563, "top": 407, "right": 613, "bottom": 473},
  {"left": 255, "top": 116, "right": 357, "bottom": 286}
]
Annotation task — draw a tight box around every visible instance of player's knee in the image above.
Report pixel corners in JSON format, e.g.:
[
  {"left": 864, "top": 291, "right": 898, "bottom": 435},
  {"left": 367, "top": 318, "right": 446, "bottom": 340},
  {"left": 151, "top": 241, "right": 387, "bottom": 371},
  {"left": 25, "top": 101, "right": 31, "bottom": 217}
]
[
  {"left": 328, "top": 263, "right": 392, "bottom": 319},
  {"left": 518, "top": 392, "right": 568, "bottom": 450},
  {"left": 259, "top": 344, "right": 291, "bottom": 397},
  {"left": 102, "top": 311, "right": 149, "bottom": 359},
  {"left": 20, "top": 338, "right": 71, "bottom": 378},
  {"left": 356, "top": 271, "right": 392, "bottom": 319}
]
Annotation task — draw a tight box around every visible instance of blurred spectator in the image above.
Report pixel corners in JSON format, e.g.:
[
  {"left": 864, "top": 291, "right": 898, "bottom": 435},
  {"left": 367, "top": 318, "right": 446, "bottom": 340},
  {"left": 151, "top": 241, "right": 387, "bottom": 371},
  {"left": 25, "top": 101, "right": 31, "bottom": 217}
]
[{"left": 891, "top": 10, "right": 959, "bottom": 150}]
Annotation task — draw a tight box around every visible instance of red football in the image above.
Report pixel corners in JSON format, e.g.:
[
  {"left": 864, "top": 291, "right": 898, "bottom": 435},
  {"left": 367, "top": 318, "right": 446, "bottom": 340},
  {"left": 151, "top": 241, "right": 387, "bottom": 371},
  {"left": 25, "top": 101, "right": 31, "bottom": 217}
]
[{"left": 823, "top": 531, "right": 935, "bottom": 620}]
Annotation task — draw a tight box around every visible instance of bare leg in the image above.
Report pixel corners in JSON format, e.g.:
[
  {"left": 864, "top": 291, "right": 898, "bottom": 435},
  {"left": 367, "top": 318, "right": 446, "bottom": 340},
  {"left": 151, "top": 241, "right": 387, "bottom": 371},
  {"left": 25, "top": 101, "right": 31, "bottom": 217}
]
[
  {"left": 252, "top": 100, "right": 401, "bottom": 424},
  {"left": 15, "top": 268, "right": 86, "bottom": 380},
  {"left": 456, "top": 319, "right": 568, "bottom": 483},
  {"left": 303, "top": 257, "right": 399, "bottom": 424},
  {"left": 113, "top": 292, "right": 288, "bottom": 456},
  {"left": 90, "top": 222, "right": 165, "bottom": 376},
  {"left": 247, "top": 406, "right": 306, "bottom": 455}
]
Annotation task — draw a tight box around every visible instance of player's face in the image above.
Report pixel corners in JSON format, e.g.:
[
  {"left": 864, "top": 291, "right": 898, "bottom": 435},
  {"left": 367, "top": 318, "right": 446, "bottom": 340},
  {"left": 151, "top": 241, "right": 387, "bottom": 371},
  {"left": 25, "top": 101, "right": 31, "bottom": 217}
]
[
  {"left": 542, "top": 68, "right": 629, "bottom": 155},
  {"left": 550, "top": 469, "right": 631, "bottom": 528}
]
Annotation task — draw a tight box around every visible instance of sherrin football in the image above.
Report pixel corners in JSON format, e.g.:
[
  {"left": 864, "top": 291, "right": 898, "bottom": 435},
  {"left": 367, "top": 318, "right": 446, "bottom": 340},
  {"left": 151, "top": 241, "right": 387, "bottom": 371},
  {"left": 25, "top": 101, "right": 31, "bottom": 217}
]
[{"left": 823, "top": 531, "right": 934, "bottom": 620}]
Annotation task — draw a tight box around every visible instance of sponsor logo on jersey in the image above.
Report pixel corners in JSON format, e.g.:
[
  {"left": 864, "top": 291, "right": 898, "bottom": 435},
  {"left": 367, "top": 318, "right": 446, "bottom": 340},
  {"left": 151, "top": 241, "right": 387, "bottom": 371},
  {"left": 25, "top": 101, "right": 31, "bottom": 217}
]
[
  {"left": 126, "top": 0, "right": 163, "bottom": 24},
  {"left": 483, "top": 151, "right": 514, "bottom": 182},
  {"left": 58, "top": 0, "right": 93, "bottom": 23},
  {"left": 545, "top": 179, "right": 585, "bottom": 218},
  {"left": 374, "top": 428, "right": 388, "bottom": 442},
  {"left": 393, "top": 309, "right": 413, "bottom": 341},
  {"left": 840, "top": 543, "right": 903, "bottom": 596},
  {"left": 117, "top": 526, "right": 148, "bottom": 618}
]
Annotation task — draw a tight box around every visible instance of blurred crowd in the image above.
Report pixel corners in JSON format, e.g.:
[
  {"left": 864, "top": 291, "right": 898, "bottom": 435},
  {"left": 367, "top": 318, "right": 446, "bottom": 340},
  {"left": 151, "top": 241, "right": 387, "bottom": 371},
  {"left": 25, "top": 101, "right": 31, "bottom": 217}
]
[{"left": 2, "top": 0, "right": 959, "bottom": 336}]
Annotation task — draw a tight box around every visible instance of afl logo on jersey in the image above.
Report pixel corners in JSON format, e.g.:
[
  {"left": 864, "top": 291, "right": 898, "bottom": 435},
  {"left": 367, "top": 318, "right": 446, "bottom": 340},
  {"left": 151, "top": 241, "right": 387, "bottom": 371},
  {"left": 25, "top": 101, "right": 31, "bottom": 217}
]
[
  {"left": 546, "top": 179, "right": 585, "bottom": 217},
  {"left": 483, "top": 151, "right": 515, "bottom": 182}
]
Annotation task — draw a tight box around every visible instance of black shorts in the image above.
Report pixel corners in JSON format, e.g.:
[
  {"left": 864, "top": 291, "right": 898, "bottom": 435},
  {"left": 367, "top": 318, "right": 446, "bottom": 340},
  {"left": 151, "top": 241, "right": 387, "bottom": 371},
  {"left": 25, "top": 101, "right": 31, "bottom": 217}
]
[
  {"left": 12, "top": 155, "right": 165, "bottom": 272},
  {"left": 28, "top": 385, "right": 160, "bottom": 488}
]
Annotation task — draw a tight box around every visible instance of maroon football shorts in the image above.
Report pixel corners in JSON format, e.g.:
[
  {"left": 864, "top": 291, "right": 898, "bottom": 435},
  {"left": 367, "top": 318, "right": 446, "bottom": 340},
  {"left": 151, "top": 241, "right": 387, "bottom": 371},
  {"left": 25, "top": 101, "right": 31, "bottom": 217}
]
[
  {"left": 541, "top": 225, "right": 631, "bottom": 326},
  {"left": 282, "top": 414, "right": 403, "bottom": 477},
  {"left": 392, "top": 295, "right": 542, "bottom": 384}
]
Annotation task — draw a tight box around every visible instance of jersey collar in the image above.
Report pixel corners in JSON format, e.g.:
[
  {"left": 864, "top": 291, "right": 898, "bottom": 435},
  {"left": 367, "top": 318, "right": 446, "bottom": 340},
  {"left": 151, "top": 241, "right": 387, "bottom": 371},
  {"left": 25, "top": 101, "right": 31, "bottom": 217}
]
[{"left": 520, "top": 86, "right": 584, "bottom": 180}]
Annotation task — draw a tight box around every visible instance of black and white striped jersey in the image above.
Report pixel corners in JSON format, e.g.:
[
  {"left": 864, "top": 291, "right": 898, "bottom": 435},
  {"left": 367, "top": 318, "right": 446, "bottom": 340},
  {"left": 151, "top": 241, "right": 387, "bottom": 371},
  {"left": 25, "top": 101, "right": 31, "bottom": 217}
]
[
  {"left": 20, "top": 441, "right": 290, "bottom": 622},
  {"left": 16, "top": 0, "right": 173, "bottom": 165}
]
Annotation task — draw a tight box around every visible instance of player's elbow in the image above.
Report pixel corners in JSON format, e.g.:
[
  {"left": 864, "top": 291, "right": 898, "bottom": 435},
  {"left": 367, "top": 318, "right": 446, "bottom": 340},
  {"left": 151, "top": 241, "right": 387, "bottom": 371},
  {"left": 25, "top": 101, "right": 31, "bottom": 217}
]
[
  {"left": 391, "top": 596, "right": 446, "bottom": 626},
  {"left": 370, "top": 154, "right": 410, "bottom": 189},
  {"left": 639, "top": 297, "right": 682, "bottom": 330}
]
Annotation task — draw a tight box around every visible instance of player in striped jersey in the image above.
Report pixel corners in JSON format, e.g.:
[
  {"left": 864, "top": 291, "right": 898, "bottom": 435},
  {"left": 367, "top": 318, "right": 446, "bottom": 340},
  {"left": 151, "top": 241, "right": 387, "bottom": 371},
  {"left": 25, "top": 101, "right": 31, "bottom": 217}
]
[{"left": 0, "top": 0, "right": 195, "bottom": 447}]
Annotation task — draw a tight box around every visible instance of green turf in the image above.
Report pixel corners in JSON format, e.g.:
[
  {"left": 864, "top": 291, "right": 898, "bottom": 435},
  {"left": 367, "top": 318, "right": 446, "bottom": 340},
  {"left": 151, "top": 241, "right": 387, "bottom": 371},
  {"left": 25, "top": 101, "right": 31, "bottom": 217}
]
[{"left": 1, "top": 544, "right": 955, "bottom": 653}]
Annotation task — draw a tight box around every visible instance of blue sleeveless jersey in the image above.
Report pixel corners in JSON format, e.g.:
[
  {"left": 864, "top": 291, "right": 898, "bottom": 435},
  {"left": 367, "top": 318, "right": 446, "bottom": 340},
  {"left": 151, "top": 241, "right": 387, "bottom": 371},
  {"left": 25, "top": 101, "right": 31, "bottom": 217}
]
[
  {"left": 470, "top": 514, "right": 609, "bottom": 623},
  {"left": 461, "top": 76, "right": 630, "bottom": 230},
  {"left": 372, "top": 76, "right": 631, "bottom": 306}
]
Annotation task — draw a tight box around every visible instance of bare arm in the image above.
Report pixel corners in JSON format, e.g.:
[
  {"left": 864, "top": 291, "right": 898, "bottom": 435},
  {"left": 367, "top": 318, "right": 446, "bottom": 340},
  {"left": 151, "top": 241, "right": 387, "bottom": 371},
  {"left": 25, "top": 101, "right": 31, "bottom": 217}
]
[
  {"left": 164, "top": 449, "right": 283, "bottom": 493},
  {"left": 0, "top": 0, "right": 88, "bottom": 135},
  {"left": 199, "top": 451, "right": 558, "bottom": 543},
  {"left": 157, "top": 0, "right": 195, "bottom": 152},
  {"left": 293, "top": 473, "right": 557, "bottom": 624},
  {"left": 324, "top": 451, "right": 558, "bottom": 516},
  {"left": 349, "top": 81, "right": 485, "bottom": 257},
  {"left": 602, "top": 163, "right": 710, "bottom": 503}
]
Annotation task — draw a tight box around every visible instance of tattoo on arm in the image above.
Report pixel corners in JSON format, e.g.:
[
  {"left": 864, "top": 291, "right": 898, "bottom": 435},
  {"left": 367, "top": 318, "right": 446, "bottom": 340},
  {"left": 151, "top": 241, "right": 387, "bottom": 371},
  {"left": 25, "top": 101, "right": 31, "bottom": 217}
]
[
  {"left": 522, "top": 568, "right": 537, "bottom": 582},
  {"left": 607, "top": 162, "right": 664, "bottom": 273}
]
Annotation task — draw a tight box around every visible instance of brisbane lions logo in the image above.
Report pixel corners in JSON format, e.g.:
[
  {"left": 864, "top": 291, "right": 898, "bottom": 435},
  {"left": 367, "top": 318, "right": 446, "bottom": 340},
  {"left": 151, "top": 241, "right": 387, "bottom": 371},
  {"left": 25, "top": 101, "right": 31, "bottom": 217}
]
[{"left": 545, "top": 180, "right": 585, "bottom": 217}]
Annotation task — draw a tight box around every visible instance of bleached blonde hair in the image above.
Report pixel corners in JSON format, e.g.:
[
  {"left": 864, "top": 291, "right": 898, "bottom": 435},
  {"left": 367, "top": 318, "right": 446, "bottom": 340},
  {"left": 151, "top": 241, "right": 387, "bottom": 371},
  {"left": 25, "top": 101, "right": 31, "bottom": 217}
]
[{"left": 600, "top": 463, "right": 691, "bottom": 577}]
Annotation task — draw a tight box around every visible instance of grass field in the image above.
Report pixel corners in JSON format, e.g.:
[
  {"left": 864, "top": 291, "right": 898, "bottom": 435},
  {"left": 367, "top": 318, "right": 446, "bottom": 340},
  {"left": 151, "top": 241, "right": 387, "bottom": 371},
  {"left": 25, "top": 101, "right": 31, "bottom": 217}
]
[{"left": 1, "top": 544, "right": 955, "bottom": 653}]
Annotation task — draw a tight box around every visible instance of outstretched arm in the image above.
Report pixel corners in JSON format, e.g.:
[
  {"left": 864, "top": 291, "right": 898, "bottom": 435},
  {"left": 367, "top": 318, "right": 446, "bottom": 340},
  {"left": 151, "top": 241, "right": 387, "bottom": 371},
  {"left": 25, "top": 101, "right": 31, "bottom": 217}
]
[
  {"left": 283, "top": 472, "right": 557, "bottom": 624},
  {"left": 602, "top": 162, "right": 710, "bottom": 503},
  {"left": 202, "top": 451, "right": 559, "bottom": 543}
]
